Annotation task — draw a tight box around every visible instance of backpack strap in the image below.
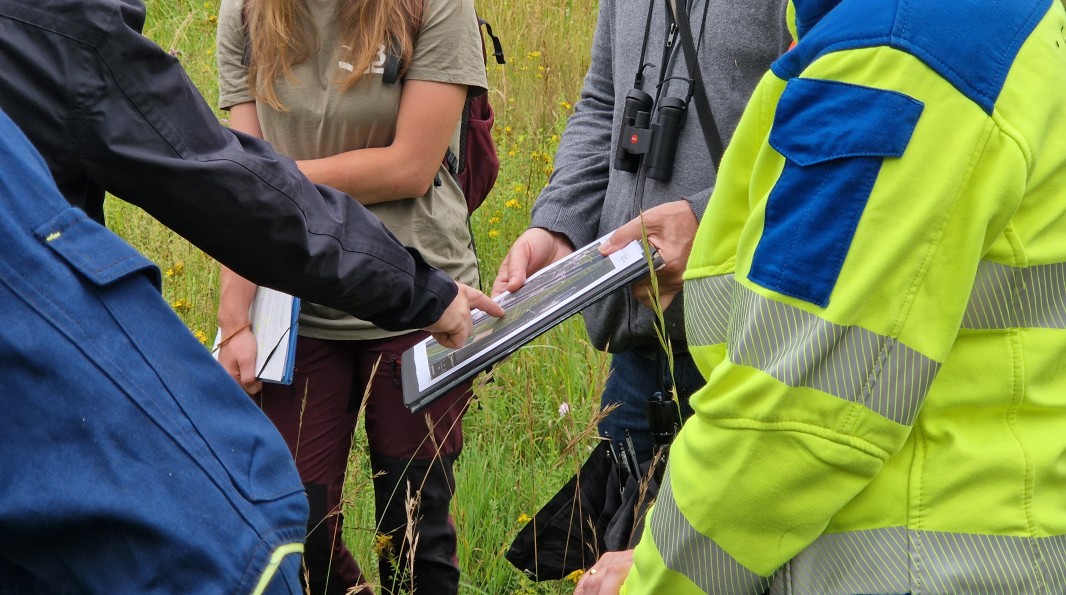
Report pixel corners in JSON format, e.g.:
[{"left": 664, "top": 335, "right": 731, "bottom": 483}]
[
  {"left": 239, "top": 0, "right": 251, "bottom": 67},
  {"left": 381, "top": 53, "right": 403, "bottom": 85},
  {"left": 380, "top": 0, "right": 426, "bottom": 85},
  {"left": 480, "top": 18, "right": 506, "bottom": 66},
  {"left": 444, "top": 16, "right": 504, "bottom": 178},
  {"left": 385, "top": 14, "right": 506, "bottom": 180}
]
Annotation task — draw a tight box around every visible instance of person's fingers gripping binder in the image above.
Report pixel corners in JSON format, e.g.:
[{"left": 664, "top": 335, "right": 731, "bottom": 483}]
[
  {"left": 402, "top": 236, "right": 661, "bottom": 412},
  {"left": 213, "top": 287, "right": 300, "bottom": 384}
]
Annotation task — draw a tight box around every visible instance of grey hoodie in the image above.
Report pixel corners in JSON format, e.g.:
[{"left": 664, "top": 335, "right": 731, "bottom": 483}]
[{"left": 530, "top": 0, "right": 791, "bottom": 354}]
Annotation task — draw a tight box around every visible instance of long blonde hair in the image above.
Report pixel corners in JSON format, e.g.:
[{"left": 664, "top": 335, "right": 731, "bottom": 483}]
[{"left": 245, "top": 0, "right": 422, "bottom": 110}]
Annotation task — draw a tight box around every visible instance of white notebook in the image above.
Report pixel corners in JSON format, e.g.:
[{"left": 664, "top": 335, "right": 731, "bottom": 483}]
[{"left": 213, "top": 287, "right": 300, "bottom": 384}]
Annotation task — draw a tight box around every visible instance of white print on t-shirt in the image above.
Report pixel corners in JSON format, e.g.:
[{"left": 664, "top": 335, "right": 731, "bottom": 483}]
[{"left": 338, "top": 44, "right": 387, "bottom": 75}]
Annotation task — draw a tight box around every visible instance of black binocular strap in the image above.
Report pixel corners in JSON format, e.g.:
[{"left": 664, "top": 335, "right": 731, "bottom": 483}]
[{"left": 669, "top": 0, "right": 724, "bottom": 170}]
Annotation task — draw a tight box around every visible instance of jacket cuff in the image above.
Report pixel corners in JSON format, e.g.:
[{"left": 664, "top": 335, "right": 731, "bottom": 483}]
[
  {"left": 405, "top": 253, "right": 458, "bottom": 330},
  {"left": 682, "top": 186, "right": 713, "bottom": 221},
  {"left": 529, "top": 206, "right": 594, "bottom": 250}
]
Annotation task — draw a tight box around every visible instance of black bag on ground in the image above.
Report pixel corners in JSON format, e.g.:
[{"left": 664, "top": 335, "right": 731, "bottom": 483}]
[
  {"left": 507, "top": 394, "right": 680, "bottom": 581},
  {"left": 505, "top": 440, "right": 662, "bottom": 581}
]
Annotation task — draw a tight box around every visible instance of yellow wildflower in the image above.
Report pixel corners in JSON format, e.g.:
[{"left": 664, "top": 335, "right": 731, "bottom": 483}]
[
  {"left": 517, "top": 513, "right": 532, "bottom": 524},
  {"left": 170, "top": 299, "right": 192, "bottom": 314},
  {"left": 527, "top": 50, "right": 542, "bottom": 58},
  {"left": 504, "top": 199, "right": 521, "bottom": 209},
  {"left": 551, "top": 134, "right": 560, "bottom": 143},
  {"left": 373, "top": 533, "right": 394, "bottom": 558},
  {"left": 564, "top": 569, "right": 585, "bottom": 583},
  {"left": 488, "top": 216, "right": 501, "bottom": 224},
  {"left": 193, "top": 330, "right": 209, "bottom": 344},
  {"left": 560, "top": 101, "right": 572, "bottom": 110},
  {"left": 488, "top": 229, "right": 499, "bottom": 238}
]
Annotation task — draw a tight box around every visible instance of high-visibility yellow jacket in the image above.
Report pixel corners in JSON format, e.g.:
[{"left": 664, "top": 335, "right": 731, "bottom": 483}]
[{"left": 625, "top": 0, "right": 1066, "bottom": 593}]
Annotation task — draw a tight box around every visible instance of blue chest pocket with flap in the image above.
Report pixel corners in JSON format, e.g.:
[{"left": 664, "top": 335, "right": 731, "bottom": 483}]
[
  {"left": 750, "top": 77, "right": 923, "bottom": 307},
  {"left": 36, "top": 207, "right": 162, "bottom": 291}
]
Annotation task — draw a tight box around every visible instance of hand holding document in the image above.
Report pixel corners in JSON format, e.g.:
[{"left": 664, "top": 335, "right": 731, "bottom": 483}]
[
  {"left": 213, "top": 287, "right": 300, "bottom": 384},
  {"left": 402, "top": 235, "right": 661, "bottom": 412},
  {"left": 598, "top": 199, "right": 698, "bottom": 311}
]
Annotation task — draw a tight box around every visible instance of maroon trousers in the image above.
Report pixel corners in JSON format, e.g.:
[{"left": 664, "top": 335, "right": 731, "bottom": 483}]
[{"left": 258, "top": 332, "right": 471, "bottom": 595}]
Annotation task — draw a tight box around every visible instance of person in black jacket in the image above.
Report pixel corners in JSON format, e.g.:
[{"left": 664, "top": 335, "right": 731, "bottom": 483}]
[
  {"left": 0, "top": 0, "right": 502, "bottom": 591},
  {"left": 0, "top": 0, "right": 499, "bottom": 348}
]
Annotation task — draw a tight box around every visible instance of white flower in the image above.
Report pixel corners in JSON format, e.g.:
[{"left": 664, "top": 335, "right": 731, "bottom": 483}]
[{"left": 557, "top": 401, "right": 570, "bottom": 417}]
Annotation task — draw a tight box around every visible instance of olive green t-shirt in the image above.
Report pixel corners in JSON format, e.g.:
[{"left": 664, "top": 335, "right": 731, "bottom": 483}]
[{"left": 217, "top": 0, "right": 487, "bottom": 340}]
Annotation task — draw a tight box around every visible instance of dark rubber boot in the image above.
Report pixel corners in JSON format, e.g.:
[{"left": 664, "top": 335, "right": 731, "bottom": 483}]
[{"left": 371, "top": 454, "right": 460, "bottom": 595}]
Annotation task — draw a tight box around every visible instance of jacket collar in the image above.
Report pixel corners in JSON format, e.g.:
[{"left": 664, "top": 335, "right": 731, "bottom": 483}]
[{"left": 789, "top": 0, "right": 844, "bottom": 40}]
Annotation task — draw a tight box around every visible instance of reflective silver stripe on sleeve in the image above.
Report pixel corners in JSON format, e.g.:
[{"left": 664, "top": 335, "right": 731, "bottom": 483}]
[
  {"left": 685, "top": 275, "right": 736, "bottom": 347},
  {"left": 769, "top": 527, "right": 1066, "bottom": 595},
  {"left": 729, "top": 285, "right": 940, "bottom": 426},
  {"left": 963, "top": 261, "right": 1066, "bottom": 330},
  {"left": 651, "top": 467, "right": 775, "bottom": 594}
]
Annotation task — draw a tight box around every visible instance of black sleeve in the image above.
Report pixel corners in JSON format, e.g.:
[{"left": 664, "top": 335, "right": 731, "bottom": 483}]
[{"left": 72, "top": 0, "right": 456, "bottom": 330}]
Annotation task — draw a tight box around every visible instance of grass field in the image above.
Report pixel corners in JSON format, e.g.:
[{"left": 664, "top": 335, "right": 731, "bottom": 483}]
[{"left": 106, "top": 0, "right": 605, "bottom": 592}]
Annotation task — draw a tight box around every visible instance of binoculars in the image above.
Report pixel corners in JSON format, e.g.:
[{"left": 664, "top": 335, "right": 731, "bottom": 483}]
[{"left": 613, "top": 87, "right": 687, "bottom": 183}]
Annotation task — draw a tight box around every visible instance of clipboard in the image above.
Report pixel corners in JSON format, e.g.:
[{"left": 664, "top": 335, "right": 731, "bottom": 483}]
[{"left": 402, "top": 236, "right": 661, "bottom": 412}]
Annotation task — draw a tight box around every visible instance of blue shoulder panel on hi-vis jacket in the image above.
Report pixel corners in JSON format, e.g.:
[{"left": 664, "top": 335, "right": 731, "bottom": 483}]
[
  {"left": 750, "top": 79, "right": 923, "bottom": 306},
  {"left": 774, "top": 0, "right": 1051, "bottom": 114}
]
